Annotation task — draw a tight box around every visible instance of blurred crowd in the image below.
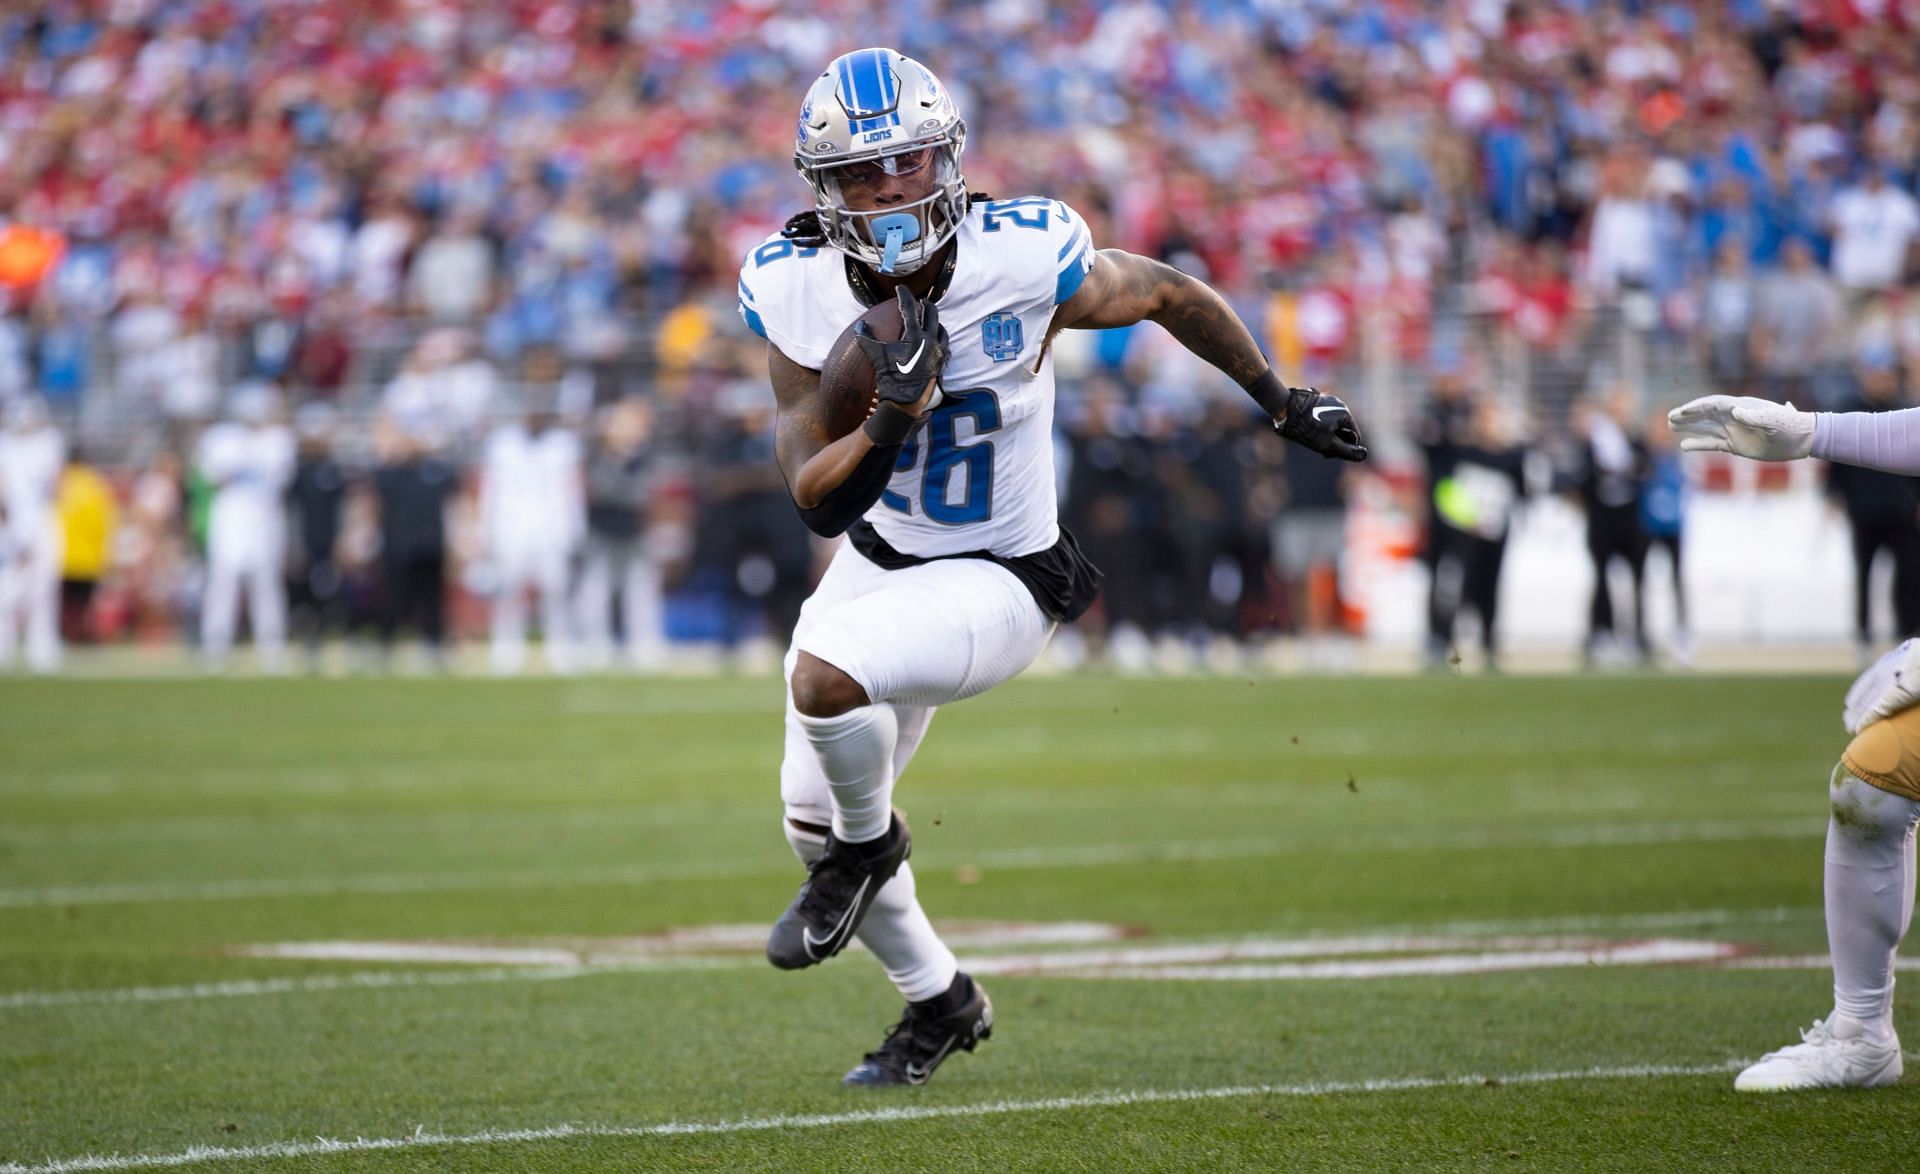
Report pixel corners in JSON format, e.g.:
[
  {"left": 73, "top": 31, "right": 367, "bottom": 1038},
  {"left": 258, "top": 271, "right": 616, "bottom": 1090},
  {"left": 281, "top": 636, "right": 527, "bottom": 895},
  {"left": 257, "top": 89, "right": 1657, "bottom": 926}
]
[{"left": 4, "top": 0, "right": 1920, "bottom": 670}]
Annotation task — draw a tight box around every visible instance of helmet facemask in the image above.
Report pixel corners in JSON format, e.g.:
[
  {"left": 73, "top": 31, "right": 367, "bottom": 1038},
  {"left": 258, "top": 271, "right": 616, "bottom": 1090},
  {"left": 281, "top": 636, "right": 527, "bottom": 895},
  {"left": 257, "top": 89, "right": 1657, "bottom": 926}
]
[{"left": 803, "top": 135, "right": 966, "bottom": 275}]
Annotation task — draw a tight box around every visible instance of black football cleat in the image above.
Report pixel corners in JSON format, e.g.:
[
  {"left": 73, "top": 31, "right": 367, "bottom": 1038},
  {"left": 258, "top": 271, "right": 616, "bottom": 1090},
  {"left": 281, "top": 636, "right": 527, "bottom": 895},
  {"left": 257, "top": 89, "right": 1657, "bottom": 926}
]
[
  {"left": 767, "top": 812, "right": 911, "bottom": 970},
  {"left": 843, "top": 974, "right": 994, "bottom": 1087}
]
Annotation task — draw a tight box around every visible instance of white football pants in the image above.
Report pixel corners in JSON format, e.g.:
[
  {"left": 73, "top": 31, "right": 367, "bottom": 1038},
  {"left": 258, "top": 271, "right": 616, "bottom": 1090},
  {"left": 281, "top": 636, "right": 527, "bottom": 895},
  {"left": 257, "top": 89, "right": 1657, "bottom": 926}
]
[
  {"left": 778, "top": 540, "right": 1054, "bottom": 1002},
  {"left": 491, "top": 543, "right": 575, "bottom": 675},
  {"left": 202, "top": 545, "right": 286, "bottom": 670},
  {"left": 0, "top": 523, "right": 61, "bottom": 673}
]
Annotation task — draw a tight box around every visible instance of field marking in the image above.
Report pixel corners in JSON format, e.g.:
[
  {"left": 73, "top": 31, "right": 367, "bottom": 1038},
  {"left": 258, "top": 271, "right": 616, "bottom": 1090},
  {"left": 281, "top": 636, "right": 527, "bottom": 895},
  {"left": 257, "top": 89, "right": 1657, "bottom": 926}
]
[
  {"left": 237, "top": 932, "right": 1736, "bottom": 978},
  {"left": 238, "top": 942, "right": 585, "bottom": 967},
  {"left": 236, "top": 921, "right": 1133, "bottom": 967},
  {"left": 0, "top": 961, "right": 737, "bottom": 1010},
  {"left": 1723, "top": 955, "right": 1920, "bottom": 971},
  {"left": 0, "top": 816, "right": 1822, "bottom": 908},
  {"left": 0, "top": 1059, "right": 1752, "bottom": 1173},
  {"left": 965, "top": 936, "right": 1738, "bottom": 978},
  {"left": 235, "top": 930, "right": 1627, "bottom": 970},
  {"left": 1077, "top": 940, "right": 1738, "bottom": 982},
  {"left": 0, "top": 910, "right": 1822, "bottom": 1012}
]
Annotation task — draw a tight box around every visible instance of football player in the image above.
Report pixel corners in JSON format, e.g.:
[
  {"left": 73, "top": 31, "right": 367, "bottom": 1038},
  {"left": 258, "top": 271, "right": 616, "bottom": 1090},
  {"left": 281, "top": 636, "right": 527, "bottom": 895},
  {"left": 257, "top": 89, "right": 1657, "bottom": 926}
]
[
  {"left": 198, "top": 385, "right": 296, "bottom": 673},
  {"left": 1670, "top": 393, "right": 1920, "bottom": 1090},
  {"left": 0, "top": 397, "right": 65, "bottom": 673},
  {"left": 739, "top": 47, "right": 1366, "bottom": 1088}
]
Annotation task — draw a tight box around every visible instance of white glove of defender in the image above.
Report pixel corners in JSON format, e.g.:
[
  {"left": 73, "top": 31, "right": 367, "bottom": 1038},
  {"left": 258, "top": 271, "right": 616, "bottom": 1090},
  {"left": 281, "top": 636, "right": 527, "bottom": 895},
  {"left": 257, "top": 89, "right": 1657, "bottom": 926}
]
[
  {"left": 1667, "top": 395, "right": 1815, "bottom": 462},
  {"left": 1844, "top": 639, "right": 1920, "bottom": 734}
]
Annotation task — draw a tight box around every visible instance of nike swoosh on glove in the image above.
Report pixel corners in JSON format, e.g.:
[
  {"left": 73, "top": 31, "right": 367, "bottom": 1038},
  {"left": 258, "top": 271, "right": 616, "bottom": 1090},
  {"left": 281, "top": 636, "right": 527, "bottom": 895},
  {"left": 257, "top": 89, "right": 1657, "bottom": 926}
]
[
  {"left": 1667, "top": 395, "right": 1814, "bottom": 461},
  {"left": 854, "top": 285, "right": 950, "bottom": 410},
  {"left": 1277, "top": 386, "right": 1368, "bottom": 462}
]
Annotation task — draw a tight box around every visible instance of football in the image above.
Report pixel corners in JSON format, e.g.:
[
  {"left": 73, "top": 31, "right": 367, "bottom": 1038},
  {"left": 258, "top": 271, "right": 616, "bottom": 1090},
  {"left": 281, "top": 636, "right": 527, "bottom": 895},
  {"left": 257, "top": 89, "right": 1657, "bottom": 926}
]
[{"left": 817, "top": 298, "right": 909, "bottom": 440}]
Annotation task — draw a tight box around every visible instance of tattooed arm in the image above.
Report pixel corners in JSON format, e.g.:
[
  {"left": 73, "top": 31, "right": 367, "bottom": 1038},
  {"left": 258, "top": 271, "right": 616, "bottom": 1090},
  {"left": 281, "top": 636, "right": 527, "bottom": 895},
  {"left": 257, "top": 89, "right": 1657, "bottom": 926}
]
[
  {"left": 1052, "top": 250, "right": 1269, "bottom": 385},
  {"left": 1052, "top": 250, "right": 1368, "bottom": 461}
]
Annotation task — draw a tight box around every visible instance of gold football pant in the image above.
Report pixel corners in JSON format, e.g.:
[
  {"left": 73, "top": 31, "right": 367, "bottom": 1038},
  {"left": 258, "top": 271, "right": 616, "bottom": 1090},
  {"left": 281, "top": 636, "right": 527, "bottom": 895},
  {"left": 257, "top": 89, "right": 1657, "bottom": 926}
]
[{"left": 1841, "top": 705, "right": 1920, "bottom": 803}]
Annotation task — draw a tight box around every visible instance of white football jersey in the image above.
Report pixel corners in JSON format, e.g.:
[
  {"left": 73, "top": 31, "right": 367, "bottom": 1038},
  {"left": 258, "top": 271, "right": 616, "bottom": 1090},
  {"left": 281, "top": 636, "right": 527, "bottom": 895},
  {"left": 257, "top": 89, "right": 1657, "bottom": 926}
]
[
  {"left": 196, "top": 422, "right": 295, "bottom": 551},
  {"left": 0, "top": 425, "right": 64, "bottom": 543},
  {"left": 481, "top": 424, "right": 585, "bottom": 552},
  {"left": 739, "top": 196, "right": 1095, "bottom": 559}
]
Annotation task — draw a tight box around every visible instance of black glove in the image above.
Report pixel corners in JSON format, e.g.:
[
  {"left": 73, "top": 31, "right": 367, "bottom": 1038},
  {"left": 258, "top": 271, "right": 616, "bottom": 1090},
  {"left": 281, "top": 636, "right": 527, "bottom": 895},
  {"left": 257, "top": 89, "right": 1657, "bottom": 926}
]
[
  {"left": 1276, "top": 385, "right": 1368, "bottom": 462},
  {"left": 854, "top": 286, "right": 949, "bottom": 410}
]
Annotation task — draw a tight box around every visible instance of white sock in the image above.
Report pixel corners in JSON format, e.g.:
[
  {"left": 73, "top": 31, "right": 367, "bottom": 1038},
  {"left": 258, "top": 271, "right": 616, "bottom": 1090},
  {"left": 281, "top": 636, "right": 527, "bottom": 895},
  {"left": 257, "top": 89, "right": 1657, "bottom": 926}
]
[
  {"left": 796, "top": 704, "right": 898, "bottom": 844},
  {"left": 856, "top": 861, "right": 960, "bottom": 1002},
  {"left": 785, "top": 823, "right": 958, "bottom": 1003},
  {"left": 1825, "top": 771, "right": 1920, "bottom": 1042}
]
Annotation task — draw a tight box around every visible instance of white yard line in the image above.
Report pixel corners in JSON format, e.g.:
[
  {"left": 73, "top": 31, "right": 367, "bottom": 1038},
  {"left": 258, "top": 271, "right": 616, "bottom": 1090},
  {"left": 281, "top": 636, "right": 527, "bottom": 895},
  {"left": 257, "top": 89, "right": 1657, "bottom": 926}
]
[
  {"left": 1368, "top": 905, "right": 1815, "bottom": 936},
  {"left": 237, "top": 942, "right": 588, "bottom": 966},
  {"left": 1073, "top": 940, "right": 1739, "bottom": 982},
  {"left": 965, "top": 936, "right": 1734, "bottom": 976},
  {"left": 0, "top": 1059, "right": 1751, "bottom": 1174},
  {"left": 1723, "top": 955, "right": 1920, "bottom": 971},
  {"left": 0, "top": 816, "right": 1821, "bottom": 909},
  {"left": 0, "top": 960, "right": 740, "bottom": 1011}
]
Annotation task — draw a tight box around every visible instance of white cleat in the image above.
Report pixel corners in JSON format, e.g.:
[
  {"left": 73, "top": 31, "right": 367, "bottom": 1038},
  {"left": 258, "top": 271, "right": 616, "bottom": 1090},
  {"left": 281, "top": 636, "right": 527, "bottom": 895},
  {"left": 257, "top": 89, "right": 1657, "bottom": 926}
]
[{"left": 1735, "top": 1017, "right": 1903, "bottom": 1091}]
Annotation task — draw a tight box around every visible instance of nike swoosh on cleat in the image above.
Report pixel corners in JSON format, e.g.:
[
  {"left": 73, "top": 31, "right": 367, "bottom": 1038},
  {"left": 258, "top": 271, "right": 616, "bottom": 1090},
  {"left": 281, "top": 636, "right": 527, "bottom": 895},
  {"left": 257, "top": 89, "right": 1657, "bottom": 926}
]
[
  {"left": 1311, "top": 404, "right": 1343, "bottom": 420},
  {"left": 895, "top": 340, "right": 927, "bottom": 374},
  {"left": 905, "top": 1036, "right": 956, "bottom": 1084},
  {"left": 802, "top": 876, "right": 871, "bottom": 959}
]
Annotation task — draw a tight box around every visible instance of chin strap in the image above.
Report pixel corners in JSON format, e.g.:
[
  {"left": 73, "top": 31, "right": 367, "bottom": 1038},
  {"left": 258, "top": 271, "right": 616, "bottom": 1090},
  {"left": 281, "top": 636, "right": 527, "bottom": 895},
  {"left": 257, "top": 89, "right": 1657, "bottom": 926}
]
[{"left": 878, "top": 224, "right": 906, "bottom": 273}]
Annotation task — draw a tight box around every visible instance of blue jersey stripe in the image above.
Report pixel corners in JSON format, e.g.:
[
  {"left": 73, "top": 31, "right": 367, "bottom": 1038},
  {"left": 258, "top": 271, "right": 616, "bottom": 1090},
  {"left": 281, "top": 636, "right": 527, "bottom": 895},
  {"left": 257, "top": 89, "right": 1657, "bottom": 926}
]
[
  {"left": 737, "top": 279, "right": 756, "bottom": 306},
  {"left": 1057, "top": 225, "right": 1089, "bottom": 261},
  {"left": 1055, "top": 245, "right": 1091, "bottom": 304},
  {"left": 739, "top": 302, "right": 768, "bottom": 340}
]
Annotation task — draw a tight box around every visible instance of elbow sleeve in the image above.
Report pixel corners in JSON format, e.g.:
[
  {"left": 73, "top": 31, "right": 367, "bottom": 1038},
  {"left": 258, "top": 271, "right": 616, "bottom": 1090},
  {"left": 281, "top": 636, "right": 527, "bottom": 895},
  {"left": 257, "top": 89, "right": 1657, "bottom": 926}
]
[{"left": 795, "top": 442, "right": 901, "bottom": 538}]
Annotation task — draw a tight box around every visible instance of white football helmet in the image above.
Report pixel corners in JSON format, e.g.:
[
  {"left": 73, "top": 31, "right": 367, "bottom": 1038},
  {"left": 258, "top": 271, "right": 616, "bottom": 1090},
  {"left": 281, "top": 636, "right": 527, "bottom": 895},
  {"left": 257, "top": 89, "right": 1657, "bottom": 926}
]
[{"left": 794, "top": 47, "right": 967, "bottom": 275}]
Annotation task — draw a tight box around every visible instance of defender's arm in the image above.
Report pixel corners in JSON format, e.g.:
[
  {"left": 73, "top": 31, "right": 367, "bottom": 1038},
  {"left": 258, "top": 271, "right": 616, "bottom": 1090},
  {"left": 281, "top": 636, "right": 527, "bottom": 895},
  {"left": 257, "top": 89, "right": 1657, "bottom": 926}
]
[{"left": 1053, "top": 250, "right": 1366, "bottom": 461}]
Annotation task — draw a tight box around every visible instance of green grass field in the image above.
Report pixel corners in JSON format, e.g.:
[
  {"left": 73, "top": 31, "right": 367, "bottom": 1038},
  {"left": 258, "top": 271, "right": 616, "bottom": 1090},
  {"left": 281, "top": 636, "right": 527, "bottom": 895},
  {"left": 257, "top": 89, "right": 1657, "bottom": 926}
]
[{"left": 2, "top": 672, "right": 1915, "bottom": 1171}]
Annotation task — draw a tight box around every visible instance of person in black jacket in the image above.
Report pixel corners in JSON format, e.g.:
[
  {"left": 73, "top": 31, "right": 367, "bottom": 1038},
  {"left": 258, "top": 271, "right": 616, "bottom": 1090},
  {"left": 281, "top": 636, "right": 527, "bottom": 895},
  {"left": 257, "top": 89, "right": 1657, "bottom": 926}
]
[
  {"left": 1060, "top": 379, "right": 1159, "bottom": 668},
  {"left": 1577, "top": 389, "right": 1651, "bottom": 666},
  {"left": 579, "top": 397, "right": 667, "bottom": 669},
  {"left": 1415, "top": 367, "right": 1480, "bottom": 666},
  {"left": 371, "top": 419, "right": 458, "bottom": 670},
  {"left": 286, "top": 404, "right": 349, "bottom": 672},
  {"left": 1826, "top": 355, "right": 1920, "bottom": 657},
  {"left": 1275, "top": 414, "right": 1353, "bottom": 668},
  {"left": 702, "top": 386, "right": 813, "bottom": 653},
  {"left": 1430, "top": 401, "right": 1529, "bottom": 671}
]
